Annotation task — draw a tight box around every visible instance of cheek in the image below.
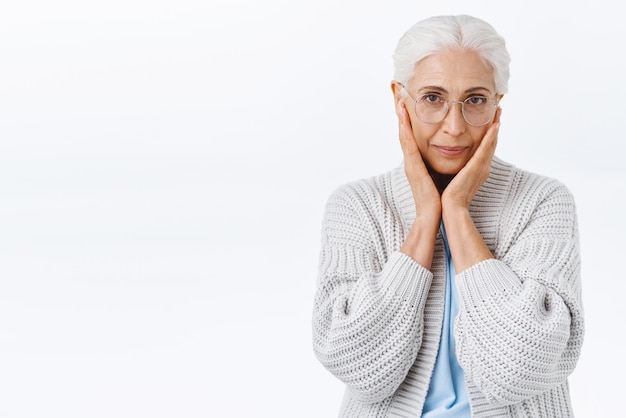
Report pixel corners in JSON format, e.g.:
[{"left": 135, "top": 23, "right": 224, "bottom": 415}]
[
  {"left": 410, "top": 122, "right": 437, "bottom": 151},
  {"left": 468, "top": 126, "right": 490, "bottom": 150}
]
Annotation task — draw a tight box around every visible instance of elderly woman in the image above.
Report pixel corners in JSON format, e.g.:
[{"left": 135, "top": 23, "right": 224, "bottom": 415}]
[{"left": 312, "top": 15, "right": 584, "bottom": 417}]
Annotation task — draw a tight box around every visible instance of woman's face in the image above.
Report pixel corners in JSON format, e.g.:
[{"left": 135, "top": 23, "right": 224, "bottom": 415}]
[{"left": 393, "top": 50, "right": 500, "bottom": 175}]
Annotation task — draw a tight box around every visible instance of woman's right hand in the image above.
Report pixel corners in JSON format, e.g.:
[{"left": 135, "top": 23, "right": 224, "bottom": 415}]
[
  {"left": 396, "top": 101, "right": 441, "bottom": 268},
  {"left": 397, "top": 101, "right": 442, "bottom": 227}
]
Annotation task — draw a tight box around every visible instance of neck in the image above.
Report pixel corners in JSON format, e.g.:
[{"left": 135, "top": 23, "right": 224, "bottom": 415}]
[{"left": 427, "top": 168, "right": 455, "bottom": 194}]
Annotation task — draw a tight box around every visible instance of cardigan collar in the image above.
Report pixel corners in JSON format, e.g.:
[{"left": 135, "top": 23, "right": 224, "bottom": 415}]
[{"left": 390, "top": 156, "right": 514, "bottom": 233}]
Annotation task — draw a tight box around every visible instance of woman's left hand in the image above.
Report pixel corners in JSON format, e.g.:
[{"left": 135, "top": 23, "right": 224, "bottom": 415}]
[
  {"left": 442, "top": 108, "right": 501, "bottom": 210},
  {"left": 440, "top": 108, "right": 501, "bottom": 272}
]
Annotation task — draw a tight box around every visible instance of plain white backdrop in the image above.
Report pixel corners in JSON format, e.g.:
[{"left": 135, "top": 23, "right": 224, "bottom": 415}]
[{"left": 0, "top": 1, "right": 623, "bottom": 417}]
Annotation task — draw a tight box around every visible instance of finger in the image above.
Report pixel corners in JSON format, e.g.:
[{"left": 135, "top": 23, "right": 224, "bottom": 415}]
[
  {"left": 397, "top": 101, "right": 411, "bottom": 134},
  {"left": 396, "top": 102, "right": 431, "bottom": 180},
  {"left": 493, "top": 106, "right": 502, "bottom": 125},
  {"left": 478, "top": 123, "right": 499, "bottom": 160},
  {"left": 397, "top": 102, "right": 418, "bottom": 155},
  {"left": 478, "top": 108, "right": 501, "bottom": 155},
  {"left": 464, "top": 113, "right": 500, "bottom": 173}
]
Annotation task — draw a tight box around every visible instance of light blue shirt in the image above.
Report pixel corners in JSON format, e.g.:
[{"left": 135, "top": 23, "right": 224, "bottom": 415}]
[{"left": 422, "top": 223, "right": 471, "bottom": 417}]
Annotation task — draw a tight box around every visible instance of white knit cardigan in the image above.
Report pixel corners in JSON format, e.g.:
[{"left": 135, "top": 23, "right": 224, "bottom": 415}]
[{"left": 312, "top": 157, "right": 584, "bottom": 417}]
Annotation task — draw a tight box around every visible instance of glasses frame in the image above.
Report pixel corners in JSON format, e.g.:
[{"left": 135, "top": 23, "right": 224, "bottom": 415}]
[{"left": 401, "top": 84, "right": 498, "bottom": 127}]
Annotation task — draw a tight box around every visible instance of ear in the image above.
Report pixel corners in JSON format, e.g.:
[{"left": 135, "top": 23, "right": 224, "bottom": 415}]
[
  {"left": 391, "top": 81, "right": 404, "bottom": 104},
  {"left": 496, "top": 93, "right": 504, "bottom": 105},
  {"left": 390, "top": 81, "right": 405, "bottom": 118}
]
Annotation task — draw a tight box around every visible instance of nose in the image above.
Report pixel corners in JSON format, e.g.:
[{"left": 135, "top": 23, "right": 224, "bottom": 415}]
[{"left": 441, "top": 101, "right": 466, "bottom": 136}]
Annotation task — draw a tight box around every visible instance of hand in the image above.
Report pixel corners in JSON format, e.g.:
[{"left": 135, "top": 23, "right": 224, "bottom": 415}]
[
  {"left": 397, "top": 101, "right": 441, "bottom": 227},
  {"left": 440, "top": 109, "right": 501, "bottom": 271},
  {"left": 442, "top": 108, "right": 502, "bottom": 211},
  {"left": 396, "top": 101, "right": 441, "bottom": 268}
]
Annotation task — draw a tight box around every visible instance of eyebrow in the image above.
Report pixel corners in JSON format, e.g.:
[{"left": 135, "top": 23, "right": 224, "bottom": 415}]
[{"left": 417, "top": 85, "right": 493, "bottom": 95}]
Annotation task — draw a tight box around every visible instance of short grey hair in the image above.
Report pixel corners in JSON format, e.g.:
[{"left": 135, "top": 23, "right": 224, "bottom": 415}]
[{"left": 393, "top": 15, "right": 511, "bottom": 94}]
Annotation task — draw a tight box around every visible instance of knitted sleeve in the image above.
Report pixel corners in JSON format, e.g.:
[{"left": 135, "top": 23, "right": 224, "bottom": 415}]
[
  {"left": 312, "top": 183, "right": 432, "bottom": 403},
  {"left": 454, "top": 176, "right": 584, "bottom": 406}
]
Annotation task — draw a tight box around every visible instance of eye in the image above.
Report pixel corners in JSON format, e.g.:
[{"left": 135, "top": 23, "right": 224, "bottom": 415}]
[
  {"left": 465, "top": 96, "right": 488, "bottom": 106},
  {"left": 419, "top": 94, "right": 444, "bottom": 104}
]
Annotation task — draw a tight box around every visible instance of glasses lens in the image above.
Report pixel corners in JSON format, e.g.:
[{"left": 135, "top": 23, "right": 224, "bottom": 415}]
[
  {"left": 463, "top": 97, "right": 496, "bottom": 126},
  {"left": 414, "top": 94, "right": 447, "bottom": 124}
]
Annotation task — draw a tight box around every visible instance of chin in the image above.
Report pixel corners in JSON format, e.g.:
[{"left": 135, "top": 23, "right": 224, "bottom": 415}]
[{"left": 428, "top": 161, "right": 465, "bottom": 176}]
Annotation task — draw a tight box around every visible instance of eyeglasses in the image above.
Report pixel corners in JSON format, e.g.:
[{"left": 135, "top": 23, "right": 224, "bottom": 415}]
[{"left": 401, "top": 84, "right": 498, "bottom": 127}]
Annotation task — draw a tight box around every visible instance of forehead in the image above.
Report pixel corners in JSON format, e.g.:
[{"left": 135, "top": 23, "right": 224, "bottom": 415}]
[{"left": 409, "top": 50, "right": 495, "bottom": 93}]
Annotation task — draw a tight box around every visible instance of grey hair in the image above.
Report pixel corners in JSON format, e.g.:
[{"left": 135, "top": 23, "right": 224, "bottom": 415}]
[{"left": 393, "top": 15, "right": 511, "bottom": 94}]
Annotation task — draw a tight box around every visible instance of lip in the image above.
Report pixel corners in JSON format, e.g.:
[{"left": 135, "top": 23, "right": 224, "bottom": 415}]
[{"left": 433, "top": 145, "right": 469, "bottom": 157}]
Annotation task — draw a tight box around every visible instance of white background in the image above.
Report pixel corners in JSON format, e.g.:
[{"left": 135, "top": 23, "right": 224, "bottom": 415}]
[{"left": 0, "top": 1, "right": 622, "bottom": 417}]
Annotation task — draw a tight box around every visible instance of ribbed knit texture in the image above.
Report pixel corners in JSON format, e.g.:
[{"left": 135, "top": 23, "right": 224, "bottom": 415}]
[{"left": 312, "top": 157, "right": 584, "bottom": 417}]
